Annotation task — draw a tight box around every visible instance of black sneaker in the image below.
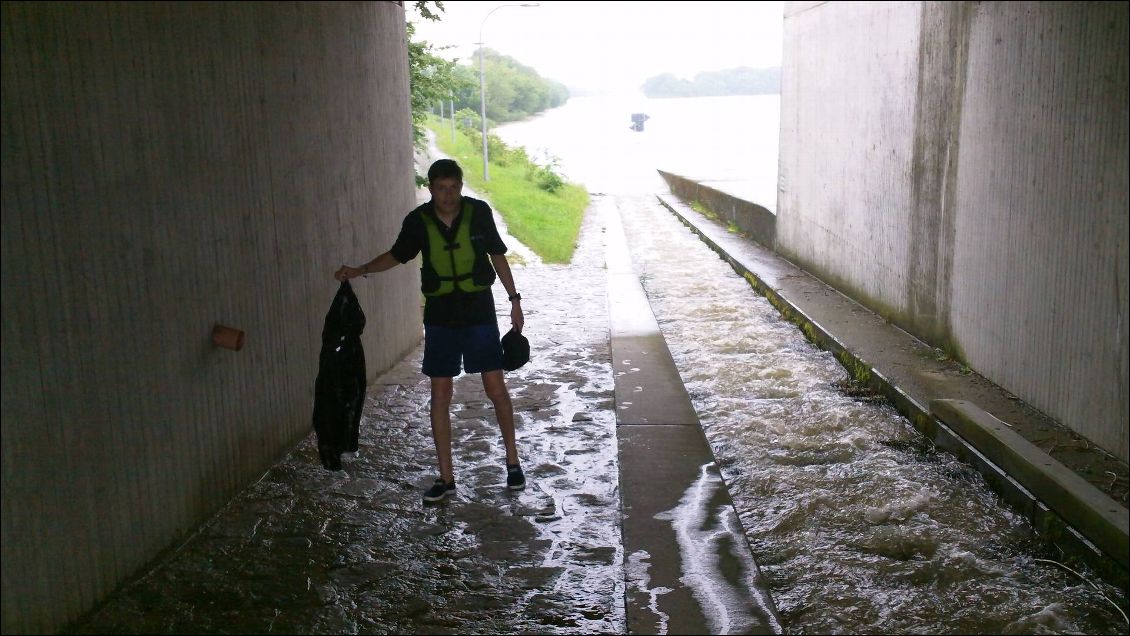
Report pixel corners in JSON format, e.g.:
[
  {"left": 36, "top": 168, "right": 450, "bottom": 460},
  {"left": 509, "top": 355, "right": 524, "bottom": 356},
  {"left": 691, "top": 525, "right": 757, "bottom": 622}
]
[
  {"left": 506, "top": 464, "right": 526, "bottom": 491},
  {"left": 423, "top": 478, "right": 455, "bottom": 503}
]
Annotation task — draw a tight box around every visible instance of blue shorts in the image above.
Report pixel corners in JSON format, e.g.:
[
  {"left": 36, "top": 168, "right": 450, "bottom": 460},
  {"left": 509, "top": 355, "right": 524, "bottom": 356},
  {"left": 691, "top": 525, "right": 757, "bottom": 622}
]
[{"left": 422, "top": 323, "right": 505, "bottom": 378}]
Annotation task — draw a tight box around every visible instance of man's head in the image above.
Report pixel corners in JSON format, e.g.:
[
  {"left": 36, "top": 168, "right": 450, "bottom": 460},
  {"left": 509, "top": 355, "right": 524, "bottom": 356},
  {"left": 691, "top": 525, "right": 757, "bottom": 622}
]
[
  {"left": 427, "top": 159, "right": 463, "bottom": 183},
  {"left": 428, "top": 159, "right": 463, "bottom": 216}
]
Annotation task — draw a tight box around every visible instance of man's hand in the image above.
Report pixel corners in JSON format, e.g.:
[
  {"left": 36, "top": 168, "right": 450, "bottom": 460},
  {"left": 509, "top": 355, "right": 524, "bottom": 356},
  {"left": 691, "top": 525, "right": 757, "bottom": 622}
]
[
  {"left": 335, "top": 265, "right": 363, "bottom": 281},
  {"left": 510, "top": 301, "right": 524, "bottom": 333}
]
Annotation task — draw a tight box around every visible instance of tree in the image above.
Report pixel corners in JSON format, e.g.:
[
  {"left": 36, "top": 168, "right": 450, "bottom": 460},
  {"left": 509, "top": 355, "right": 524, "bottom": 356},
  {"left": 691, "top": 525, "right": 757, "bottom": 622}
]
[
  {"left": 641, "top": 73, "right": 694, "bottom": 98},
  {"left": 474, "top": 48, "right": 569, "bottom": 123},
  {"left": 407, "top": 5, "right": 567, "bottom": 167},
  {"left": 641, "top": 67, "right": 781, "bottom": 98},
  {"left": 407, "top": 2, "right": 473, "bottom": 183}
]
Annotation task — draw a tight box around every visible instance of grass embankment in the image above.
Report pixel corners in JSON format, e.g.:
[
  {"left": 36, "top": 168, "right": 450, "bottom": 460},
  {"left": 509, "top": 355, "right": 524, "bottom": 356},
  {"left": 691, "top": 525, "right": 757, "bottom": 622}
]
[{"left": 425, "top": 117, "right": 588, "bottom": 264}]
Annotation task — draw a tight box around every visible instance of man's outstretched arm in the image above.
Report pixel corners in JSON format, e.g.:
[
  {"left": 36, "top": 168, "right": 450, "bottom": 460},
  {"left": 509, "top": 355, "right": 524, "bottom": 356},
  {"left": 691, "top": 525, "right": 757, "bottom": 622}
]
[{"left": 335, "top": 251, "right": 401, "bottom": 281}]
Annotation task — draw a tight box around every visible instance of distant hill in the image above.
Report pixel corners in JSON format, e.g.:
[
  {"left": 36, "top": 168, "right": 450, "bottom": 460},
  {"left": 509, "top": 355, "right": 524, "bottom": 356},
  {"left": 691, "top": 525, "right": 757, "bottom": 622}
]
[{"left": 641, "top": 66, "right": 781, "bottom": 98}]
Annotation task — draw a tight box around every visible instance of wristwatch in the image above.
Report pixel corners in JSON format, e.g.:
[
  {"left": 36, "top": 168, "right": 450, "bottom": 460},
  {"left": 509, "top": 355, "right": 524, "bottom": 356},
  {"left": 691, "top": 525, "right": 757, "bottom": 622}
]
[{"left": 509, "top": 293, "right": 522, "bottom": 302}]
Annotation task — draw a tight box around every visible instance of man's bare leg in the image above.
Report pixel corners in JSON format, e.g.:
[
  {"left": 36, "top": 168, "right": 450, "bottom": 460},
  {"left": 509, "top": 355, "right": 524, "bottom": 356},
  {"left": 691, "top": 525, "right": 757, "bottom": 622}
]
[
  {"left": 430, "top": 376, "right": 455, "bottom": 482},
  {"left": 481, "top": 369, "right": 518, "bottom": 465}
]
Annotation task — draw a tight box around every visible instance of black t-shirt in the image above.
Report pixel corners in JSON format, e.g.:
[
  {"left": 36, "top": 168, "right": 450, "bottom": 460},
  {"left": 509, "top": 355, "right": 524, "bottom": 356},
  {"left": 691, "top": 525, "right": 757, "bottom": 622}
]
[{"left": 390, "top": 196, "right": 508, "bottom": 327}]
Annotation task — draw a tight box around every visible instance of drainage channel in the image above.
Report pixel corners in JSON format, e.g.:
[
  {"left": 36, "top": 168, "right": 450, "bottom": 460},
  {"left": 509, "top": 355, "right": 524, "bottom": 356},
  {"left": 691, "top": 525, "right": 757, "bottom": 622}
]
[{"left": 613, "top": 193, "right": 1128, "bottom": 635}]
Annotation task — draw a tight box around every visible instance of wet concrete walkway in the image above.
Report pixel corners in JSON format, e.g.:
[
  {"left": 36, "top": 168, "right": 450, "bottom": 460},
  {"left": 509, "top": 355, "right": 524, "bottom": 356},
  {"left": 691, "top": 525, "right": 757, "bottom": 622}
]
[{"left": 69, "top": 188, "right": 770, "bottom": 634}]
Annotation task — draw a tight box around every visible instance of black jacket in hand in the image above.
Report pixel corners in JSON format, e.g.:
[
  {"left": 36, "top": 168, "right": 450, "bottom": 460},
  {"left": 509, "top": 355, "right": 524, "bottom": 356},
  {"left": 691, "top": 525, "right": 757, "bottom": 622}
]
[{"left": 312, "top": 281, "right": 366, "bottom": 470}]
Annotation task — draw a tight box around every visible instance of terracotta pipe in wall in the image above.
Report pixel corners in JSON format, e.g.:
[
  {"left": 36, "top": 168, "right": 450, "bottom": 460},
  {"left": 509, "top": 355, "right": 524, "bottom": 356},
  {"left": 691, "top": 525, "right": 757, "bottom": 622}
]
[{"left": 212, "top": 324, "right": 245, "bottom": 351}]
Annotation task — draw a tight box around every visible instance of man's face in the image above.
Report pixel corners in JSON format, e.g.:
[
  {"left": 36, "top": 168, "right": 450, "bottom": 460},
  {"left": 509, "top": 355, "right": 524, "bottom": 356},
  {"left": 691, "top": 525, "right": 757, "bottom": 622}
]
[{"left": 429, "top": 177, "right": 462, "bottom": 216}]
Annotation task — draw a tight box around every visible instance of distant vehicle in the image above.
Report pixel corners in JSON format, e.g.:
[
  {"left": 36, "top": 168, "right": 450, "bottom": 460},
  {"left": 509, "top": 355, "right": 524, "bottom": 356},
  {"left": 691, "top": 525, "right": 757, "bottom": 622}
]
[{"left": 630, "top": 112, "right": 650, "bottom": 132}]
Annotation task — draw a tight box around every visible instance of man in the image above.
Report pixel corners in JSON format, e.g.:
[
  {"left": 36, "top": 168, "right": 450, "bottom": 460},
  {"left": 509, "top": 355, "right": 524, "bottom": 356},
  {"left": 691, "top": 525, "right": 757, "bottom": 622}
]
[{"left": 335, "top": 159, "right": 525, "bottom": 503}]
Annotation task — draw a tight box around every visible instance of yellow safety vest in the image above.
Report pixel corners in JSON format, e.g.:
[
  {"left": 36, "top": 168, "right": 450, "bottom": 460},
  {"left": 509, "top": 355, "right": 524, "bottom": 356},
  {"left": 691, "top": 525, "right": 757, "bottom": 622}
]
[{"left": 420, "top": 201, "right": 495, "bottom": 296}]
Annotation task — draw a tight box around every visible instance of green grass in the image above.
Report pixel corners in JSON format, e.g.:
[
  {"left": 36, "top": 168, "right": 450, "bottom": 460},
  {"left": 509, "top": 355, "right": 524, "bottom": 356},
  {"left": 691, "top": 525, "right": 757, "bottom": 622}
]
[
  {"left": 690, "top": 199, "right": 719, "bottom": 221},
  {"left": 425, "top": 117, "right": 588, "bottom": 264}
]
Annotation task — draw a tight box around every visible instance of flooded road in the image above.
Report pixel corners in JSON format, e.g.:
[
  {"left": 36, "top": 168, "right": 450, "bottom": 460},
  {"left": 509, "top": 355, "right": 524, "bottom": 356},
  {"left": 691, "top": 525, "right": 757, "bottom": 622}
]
[{"left": 612, "top": 192, "right": 1128, "bottom": 634}]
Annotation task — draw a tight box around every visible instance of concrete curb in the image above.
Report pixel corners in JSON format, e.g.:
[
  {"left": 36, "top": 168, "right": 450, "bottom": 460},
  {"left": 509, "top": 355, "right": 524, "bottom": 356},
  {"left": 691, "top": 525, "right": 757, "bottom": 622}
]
[
  {"left": 605, "top": 198, "right": 783, "bottom": 634},
  {"left": 931, "top": 399, "right": 1129, "bottom": 567}
]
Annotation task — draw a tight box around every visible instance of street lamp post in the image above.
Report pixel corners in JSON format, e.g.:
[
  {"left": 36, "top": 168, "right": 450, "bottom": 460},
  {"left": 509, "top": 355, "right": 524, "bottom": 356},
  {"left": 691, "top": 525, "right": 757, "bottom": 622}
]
[
  {"left": 478, "top": 3, "right": 539, "bottom": 181},
  {"left": 449, "top": 93, "right": 456, "bottom": 145}
]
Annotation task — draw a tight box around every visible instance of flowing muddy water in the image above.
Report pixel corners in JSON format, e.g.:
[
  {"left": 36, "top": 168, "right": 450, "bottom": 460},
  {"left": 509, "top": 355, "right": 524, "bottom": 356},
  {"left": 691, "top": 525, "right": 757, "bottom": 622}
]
[{"left": 609, "top": 193, "right": 1128, "bottom": 635}]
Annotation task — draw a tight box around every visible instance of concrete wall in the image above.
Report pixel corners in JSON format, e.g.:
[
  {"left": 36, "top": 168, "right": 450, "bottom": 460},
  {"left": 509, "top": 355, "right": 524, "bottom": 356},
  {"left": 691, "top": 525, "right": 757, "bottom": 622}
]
[
  {"left": 950, "top": 1, "right": 1128, "bottom": 464},
  {"left": 657, "top": 170, "right": 777, "bottom": 248},
  {"left": 779, "top": 1, "right": 1128, "bottom": 461},
  {"left": 0, "top": 3, "right": 421, "bottom": 633}
]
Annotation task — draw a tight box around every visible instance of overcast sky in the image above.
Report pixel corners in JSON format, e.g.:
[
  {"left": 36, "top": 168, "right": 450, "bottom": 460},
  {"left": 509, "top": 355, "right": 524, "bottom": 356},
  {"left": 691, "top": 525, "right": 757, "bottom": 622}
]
[{"left": 407, "top": 1, "right": 785, "bottom": 95}]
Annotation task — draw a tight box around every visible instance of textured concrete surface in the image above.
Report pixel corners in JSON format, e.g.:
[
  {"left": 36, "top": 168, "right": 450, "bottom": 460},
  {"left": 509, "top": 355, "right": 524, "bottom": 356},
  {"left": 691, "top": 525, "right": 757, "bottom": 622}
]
[{"left": 1, "top": 5, "right": 419, "bottom": 632}]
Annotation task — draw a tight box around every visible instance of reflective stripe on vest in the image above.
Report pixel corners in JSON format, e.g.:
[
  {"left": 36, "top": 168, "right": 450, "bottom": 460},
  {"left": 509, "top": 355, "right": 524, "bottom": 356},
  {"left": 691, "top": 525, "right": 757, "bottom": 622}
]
[{"left": 421, "top": 201, "right": 492, "bottom": 296}]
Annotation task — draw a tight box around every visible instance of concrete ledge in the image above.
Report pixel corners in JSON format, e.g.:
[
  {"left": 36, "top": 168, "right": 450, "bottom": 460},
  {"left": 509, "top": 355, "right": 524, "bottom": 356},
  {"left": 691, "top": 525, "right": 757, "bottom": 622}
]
[
  {"left": 658, "top": 170, "right": 777, "bottom": 248},
  {"left": 932, "top": 399, "right": 1129, "bottom": 567},
  {"left": 610, "top": 329, "right": 700, "bottom": 427},
  {"left": 619, "top": 425, "right": 779, "bottom": 635},
  {"left": 619, "top": 424, "right": 714, "bottom": 634},
  {"left": 606, "top": 201, "right": 699, "bottom": 427}
]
